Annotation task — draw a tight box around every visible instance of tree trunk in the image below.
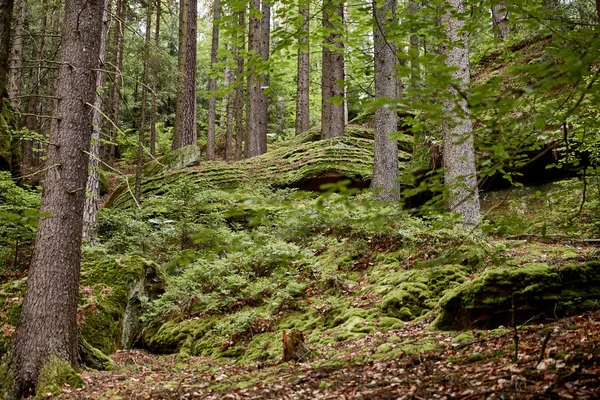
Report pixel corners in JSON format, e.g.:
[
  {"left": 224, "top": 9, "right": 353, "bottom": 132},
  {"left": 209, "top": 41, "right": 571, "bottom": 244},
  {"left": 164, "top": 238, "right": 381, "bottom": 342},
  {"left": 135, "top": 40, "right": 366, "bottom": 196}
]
[
  {"left": 295, "top": 0, "right": 309, "bottom": 135},
  {"left": 224, "top": 63, "right": 234, "bottom": 160},
  {"left": 258, "top": 0, "right": 269, "bottom": 152},
  {"left": 149, "top": 0, "right": 160, "bottom": 157},
  {"left": 206, "top": 0, "right": 220, "bottom": 160},
  {"left": 135, "top": 0, "right": 152, "bottom": 204},
  {"left": 173, "top": 0, "right": 197, "bottom": 149},
  {"left": 8, "top": 0, "right": 103, "bottom": 395},
  {"left": 0, "top": 0, "right": 14, "bottom": 114},
  {"left": 371, "top": 0, "right": 399, "bottom": 201},
  {"left": 409, "top": 0, "right": 428, "bottom": 170},
  {"left": 441, "top": 0, "right": 480, "bottom": 228},
  {"left": 491, "top": 1, "right": 509, "bottom": 39},
  {"left": 24, "top": 0, "right": 46, "bottom": 173},
  {"left": 83, "top": 0, "right": 111, "bottom": 241},
  {"left": 106, "top": 0, "right": 125, "bottom": 164},
  {"left": 321, "top": 0, "right": 345, "bottom": 139},
  {"left": 7, "top": 0, "right": 25, "bottom": 112},
  {"left": 245, "top": 0, "right": 269, "bottom": 158},
  {"left": 234, "top": 9, "right": 245, "bottom": 160}
]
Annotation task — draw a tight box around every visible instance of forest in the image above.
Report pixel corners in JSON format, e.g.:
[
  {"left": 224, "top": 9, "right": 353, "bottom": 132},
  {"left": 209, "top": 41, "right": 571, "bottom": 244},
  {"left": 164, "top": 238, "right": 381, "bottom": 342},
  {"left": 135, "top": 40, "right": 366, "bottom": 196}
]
[{"left": 0, "top": 0, "right": 600, "bottom": 397}]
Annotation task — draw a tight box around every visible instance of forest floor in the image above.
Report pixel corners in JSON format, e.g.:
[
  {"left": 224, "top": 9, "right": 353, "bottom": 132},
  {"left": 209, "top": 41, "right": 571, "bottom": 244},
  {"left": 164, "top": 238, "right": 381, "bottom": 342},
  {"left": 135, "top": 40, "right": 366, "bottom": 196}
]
[{"left": 55, "top": 310, "right": 600, "bottom": 400}]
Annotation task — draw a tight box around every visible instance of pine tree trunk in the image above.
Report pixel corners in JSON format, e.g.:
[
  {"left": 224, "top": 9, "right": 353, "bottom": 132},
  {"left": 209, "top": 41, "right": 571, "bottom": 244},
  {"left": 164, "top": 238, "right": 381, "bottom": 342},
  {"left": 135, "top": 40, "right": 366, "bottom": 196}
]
[
  {"left": 491, "top": 2, "right": 509, "bottom": 39},
  {"left": 135, "top": 0, "right": 152, "bottom": 204},
  {"left": 234, "top": 9, "right": 245, "bottom": 160},
  {"left": 106, "top": 0, "right": 125, "bottom": 164},
  {"left": 149, "top": 0, "right": 160, "bottom": 157},
  {"left": 8, "top": 0, "right": 103, "bottom": 395},
  {"left": 206, "top": 0, "right": 220, "bottom": 160},
  {"left": 321, "top": 0, "right": 345, "bottom": 139},
  {"left": 173, "top": 0, "right": 197, "bottom": 149},
  {"left": 295, "top": 0, "right": 309, "bottom": 135},
  {"left": 371, "top": 0, "right": 399, "bottom": 201},
  {"left": 224, "top": 63, "right": 234, "bottom": 160},
  {"left": 83, "top": 0, "right": 111, "bottom": 241},
  {"left": 441, "top": 0, "right": 480, "bottom": 228},
  {"left": 7, "top": 0, "right": 25, "bottom": 112},
  {"left": 0, "top": 0, "right": 14, "bottom": 114},
  {"left": 246, "top": 0, "right": 269, "bottom": 158}
]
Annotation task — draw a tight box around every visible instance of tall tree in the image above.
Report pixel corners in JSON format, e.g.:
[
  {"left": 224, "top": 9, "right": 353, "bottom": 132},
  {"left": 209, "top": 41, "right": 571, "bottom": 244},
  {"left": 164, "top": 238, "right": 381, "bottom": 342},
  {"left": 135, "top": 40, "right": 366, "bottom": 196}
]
[
  {"left": 83, "top": 0, "right": 111, "bottom": 241},
  {"left": 409, "top": 0, "right": 428, "bottom": 170},
  {"left": 7, "top": 0, "right": 25, "bottom": 112},
  {"left": 440, "top": 0, "right": 480, "bottom": 227},
  {"left": 149, "top": 0, "right": 160, "bottom": 157},
  {"left": 234, "top": 8, "right": 245, "bottom": 160},
  {"left": 173, "top": 0, "right": 197, "bottom": 149},
  {"left": 321, "top": 0, "right": 345, "bottom": 139},
  {"left": 105, "top": 0, "right": 126, "bottom": 164},
  {"left": 371, "top": 0, "right": 399, "bottom": 201},
  {"left": 295, "top": 0, "right": 309, "bottom": 135},
  {"left": 206, "top": 0, "right": 221, "bottom": 160},
  {"left": 6, "top": 0, "right": 104, "bottom": 395},
  {"left": 135, "top": 0, "right": 153, "bottom": 204},
  {"left": 0, "top": 0, "right": 14, "bottom": 114},
  {"left": 491, "top": 1, "right": 509, "bottom": 39},
  {"left": 245, "top": 0, "right": 269, "bottom": 158}
]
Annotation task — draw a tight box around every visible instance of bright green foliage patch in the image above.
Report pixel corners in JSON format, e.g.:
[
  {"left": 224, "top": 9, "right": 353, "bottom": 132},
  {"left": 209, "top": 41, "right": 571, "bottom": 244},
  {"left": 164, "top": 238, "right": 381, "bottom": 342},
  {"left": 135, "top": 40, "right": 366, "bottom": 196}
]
[{"left": 435, "top": 261, "right": 600, "bottom": 330}]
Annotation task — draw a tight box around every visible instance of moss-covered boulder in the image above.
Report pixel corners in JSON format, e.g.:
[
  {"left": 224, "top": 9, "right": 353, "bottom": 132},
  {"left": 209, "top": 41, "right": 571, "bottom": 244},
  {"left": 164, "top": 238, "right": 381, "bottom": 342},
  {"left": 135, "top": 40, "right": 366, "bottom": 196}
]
[
  {"left": 106, "top": 126, "right": 413, "bottom": 209},
  {"left": 0, "top": 255, "right": 164, "bottom": 360},
  {"left": 434, "top": 261, "right": 600, "bottom": 330}
]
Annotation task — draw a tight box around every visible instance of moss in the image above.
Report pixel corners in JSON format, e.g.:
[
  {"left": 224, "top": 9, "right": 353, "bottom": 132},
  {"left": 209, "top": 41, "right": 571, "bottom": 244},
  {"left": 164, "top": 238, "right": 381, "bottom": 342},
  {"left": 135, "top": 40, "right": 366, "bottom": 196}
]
[
  {"left": 434, "top": 261, "right": 600, "bottom": 330},
  {"left": 452, "top": 332, "right": 473, "bottom": 345},
  {"left": 79, "top": 256, "right": 163, "bottom": 354},
  {"left": 35, "top": 355, "right": 84, "bottom": 399},
  {"left": 379, "top": 317, "right": 403, "bottom": 330},
  {"left": 239, "top": 332, "right": 283, "bottom": 364},
  {"left": 78, "top": 338, "right": 115, "bottom": 371}
]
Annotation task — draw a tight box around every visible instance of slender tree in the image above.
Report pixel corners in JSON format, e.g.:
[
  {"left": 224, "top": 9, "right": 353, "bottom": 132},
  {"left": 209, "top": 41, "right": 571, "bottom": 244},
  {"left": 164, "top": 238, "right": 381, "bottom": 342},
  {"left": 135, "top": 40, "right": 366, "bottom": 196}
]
[
  {"left": 206, "top": 0, "right": 221, "bottom": 160},
  {"left": 440, "top": 0, "right": 480, "bottom": 227},
  {"left": 321, "top": 0, "right": 345, "bottom": 139},
  {"left": 135, "top": 0, "right": 153, "bottom": 204},
  {"left": 173, "top": 0, "right": 197, "bottom": 149},
  {"left": 83, "top": 0, "right": 111, "bottom": 241},
  {"left": 245, "top": 0, "right": 269, "bottom": 158},
  {"left": 409, "top": 0, "right": 428, "bottom": 170},
  {"left": 295, "top": 0, "right": 310, "bottom": 135},
  {"left": 6, "top": 0, "right": 104, "bottom": 395},
  {"left": 234, "top": 8, "right": 245, "bottom": 160},
  {"left": 371, "top": 0, "right": 399, "bottom": 201},
  {"left": 149, "top": 0, "right": 160, "bottom": 157},
  {"left": 0, "top": 0, "right": 14, "bottom": 114},
  {"left": 491, "top": 1, "right": 509, "bottom": 39},
  {"left": 7, "top": 0, "right": 25, "bottom": 112},
  {"left": 224, "top": 63, "right": 234, "bottom": 160},
  {"left": 106, "top": 0, "right": 126, "bottom": 164}
]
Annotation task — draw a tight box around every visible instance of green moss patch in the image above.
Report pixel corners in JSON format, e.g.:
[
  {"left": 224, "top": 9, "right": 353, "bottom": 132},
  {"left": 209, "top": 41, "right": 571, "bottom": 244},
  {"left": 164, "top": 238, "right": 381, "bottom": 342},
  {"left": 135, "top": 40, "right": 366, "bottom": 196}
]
[
  {"left": 434, "top": 261, "right": 600, "bottom": 330},
  {"left": 36, "top": 355, "right": 84, "bottom": 399}
]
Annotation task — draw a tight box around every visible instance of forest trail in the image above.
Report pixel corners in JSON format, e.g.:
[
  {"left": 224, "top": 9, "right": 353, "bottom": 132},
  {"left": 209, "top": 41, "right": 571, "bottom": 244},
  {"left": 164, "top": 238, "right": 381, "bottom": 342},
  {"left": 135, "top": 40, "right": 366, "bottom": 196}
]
[{"left": 56, "top": 311, "right": 600, "bottom": 400}]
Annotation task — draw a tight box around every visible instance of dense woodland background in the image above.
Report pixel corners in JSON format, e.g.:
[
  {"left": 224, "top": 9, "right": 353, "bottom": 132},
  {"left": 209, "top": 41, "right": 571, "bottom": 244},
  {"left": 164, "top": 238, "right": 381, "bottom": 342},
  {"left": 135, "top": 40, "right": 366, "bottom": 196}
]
[{"left": 1, "top": 0, "right": 600, "bottom": 398}]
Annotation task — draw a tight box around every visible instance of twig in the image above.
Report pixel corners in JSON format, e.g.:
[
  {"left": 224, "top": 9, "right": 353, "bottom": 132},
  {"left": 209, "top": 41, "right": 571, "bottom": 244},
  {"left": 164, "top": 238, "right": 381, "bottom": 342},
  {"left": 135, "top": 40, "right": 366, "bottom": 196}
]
[{"left": 537, "top": 329, "right": 553, "bottom": 364}]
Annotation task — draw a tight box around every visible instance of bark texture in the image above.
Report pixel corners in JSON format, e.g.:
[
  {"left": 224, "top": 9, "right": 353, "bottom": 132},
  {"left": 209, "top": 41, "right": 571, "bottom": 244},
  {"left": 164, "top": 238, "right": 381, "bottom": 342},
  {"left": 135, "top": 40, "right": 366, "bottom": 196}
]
[
  {"left": 245, "top": 0, "right": 268, "bottom": 158},
  {"left": 234, "top": 9, "right": 245, "bottom": 160},
  {"left": 491, "top": 2, "right": 509, "bottom": 39},
  {"left": 83, "top": 0, "right": 111, "bottom": 241},
  {"left": 295, "top": 0, "right": 310, "bottom": 135},
  {"left": 0, "top": 0, "right": 14, "bottom": 114},
  {"left": 9, "top": 0, "right": 103, "bottom": 395},
  {"left": 149, "top": 0, "right": 160, "bottom": 157},
  {"left": 371, "top": 0, "right": 399, "bottom": 201},
  {"left": 7, "top": 0, "right": 25, "bottom": 111},
  {"left": 409, "top": 0, "right": 428, "bottom": 170},
  {"left": 173, "top": 0, "right": 197, "bottom": 149},
  {"left": 440, "top": 0, "right": 480, "bottom": 227},
  {"left": 321, "top": 0, "right": 345, "bottom": 139},
  {"left": 206, "top": 0, "right": 220, "bottom": 160},
  {"left": 106, "top": 0, "right": 125, "bottom": 163}
]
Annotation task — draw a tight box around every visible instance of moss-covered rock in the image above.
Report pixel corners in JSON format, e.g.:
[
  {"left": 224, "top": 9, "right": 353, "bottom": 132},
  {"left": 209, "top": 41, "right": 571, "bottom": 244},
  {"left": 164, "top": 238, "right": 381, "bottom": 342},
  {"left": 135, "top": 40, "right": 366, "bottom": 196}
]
[
  {"left": 434, "top": 261, "right": 600, "bottom": 330},
  {"left": 0, "top": 256, "right": 164, "bottom": 360},
  {"left": 106, "top": 126, "right": 413, "bottom": 209}
]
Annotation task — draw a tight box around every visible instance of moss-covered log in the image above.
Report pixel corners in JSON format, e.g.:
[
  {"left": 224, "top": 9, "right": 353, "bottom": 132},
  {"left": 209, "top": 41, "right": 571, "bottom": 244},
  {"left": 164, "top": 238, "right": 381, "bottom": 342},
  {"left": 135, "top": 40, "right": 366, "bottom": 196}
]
[{"left": 434, "top": 261, "right": 600, "bottom": 330}]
